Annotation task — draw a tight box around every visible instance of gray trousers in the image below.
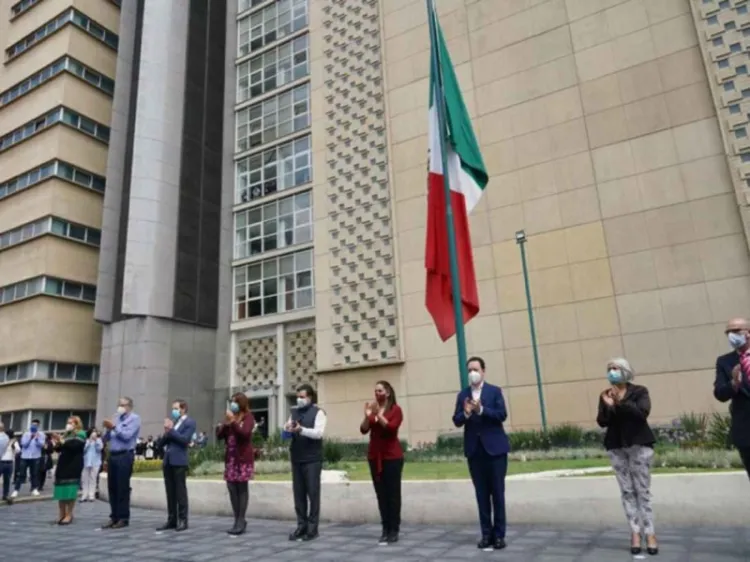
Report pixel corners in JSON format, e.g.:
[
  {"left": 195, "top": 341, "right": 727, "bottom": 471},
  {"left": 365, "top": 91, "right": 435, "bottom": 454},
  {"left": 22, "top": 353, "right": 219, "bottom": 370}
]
[
  {"left": 292, "top": 461, "right": 322, "bottom": 532},
  {"left": 608, "top": 445, "right": 655, "bottom": 535}
]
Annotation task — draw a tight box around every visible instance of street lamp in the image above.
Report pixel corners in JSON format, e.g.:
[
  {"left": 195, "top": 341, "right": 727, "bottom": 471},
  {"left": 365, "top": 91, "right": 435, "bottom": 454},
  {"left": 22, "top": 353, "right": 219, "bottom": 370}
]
[{"left": 515, "top": 230, "right": 548, "bottom": 433}]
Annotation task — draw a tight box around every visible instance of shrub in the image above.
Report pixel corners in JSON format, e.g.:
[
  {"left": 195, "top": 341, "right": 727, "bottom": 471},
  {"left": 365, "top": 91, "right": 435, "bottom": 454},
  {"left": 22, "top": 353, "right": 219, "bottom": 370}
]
[
  {"left": 654, "top": 448, "right": 742, "bottom": 470},
  {"left": 707, "top": 413, "right": 732, "bottom": 450},
  {"left": 133, "top": 459, "right": 162, "bottom": 474},
  {"left": 191, "top": 459, "right": 292, "bottom": 477}
]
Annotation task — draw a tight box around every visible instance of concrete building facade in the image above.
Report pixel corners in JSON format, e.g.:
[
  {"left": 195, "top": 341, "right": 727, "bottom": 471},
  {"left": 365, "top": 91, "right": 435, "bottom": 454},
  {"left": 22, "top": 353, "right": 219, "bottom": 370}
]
[
  {"left": 0, "top": 0, "right": 121, "bottom": 432},
  {"left": 219, "top": 0, "right": 750, "bottom": 445}
]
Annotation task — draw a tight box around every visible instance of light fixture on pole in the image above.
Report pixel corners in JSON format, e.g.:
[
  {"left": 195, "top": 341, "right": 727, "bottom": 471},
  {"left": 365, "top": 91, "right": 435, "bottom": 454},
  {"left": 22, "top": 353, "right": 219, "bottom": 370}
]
[{"left": 515, "top": 229, "right": 548, "bottom": 433}]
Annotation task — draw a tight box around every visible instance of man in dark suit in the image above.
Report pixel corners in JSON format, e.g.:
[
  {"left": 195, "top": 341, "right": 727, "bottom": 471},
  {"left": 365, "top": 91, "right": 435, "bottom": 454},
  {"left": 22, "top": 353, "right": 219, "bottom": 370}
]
[
  {"left": 715, "top": 318, "right": 750, "bottom": 477},
  {"left": 453, "top": 356, "right": 510, "bottom": 551},
  {"left": 157, "top": 399, "right": 196, "bottom": 532}
]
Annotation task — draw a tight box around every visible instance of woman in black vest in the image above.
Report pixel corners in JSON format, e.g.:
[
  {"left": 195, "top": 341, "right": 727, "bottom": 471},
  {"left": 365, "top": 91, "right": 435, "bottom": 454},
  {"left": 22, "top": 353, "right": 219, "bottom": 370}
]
[{"left": 283, "top": 384, "right": 327, "bottom": 542}]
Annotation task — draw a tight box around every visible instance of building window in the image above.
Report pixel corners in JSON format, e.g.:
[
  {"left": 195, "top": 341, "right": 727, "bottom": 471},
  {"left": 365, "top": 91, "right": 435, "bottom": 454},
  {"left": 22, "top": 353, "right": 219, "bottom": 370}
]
[
  {"left": 236, "top": 134, "right": 311, "bottom": 203},
  {"left": 238, "top": 0, "right": 267, "bottom": 14},
  {"left": 5, "top": 8, "right": 118, "bottom": 60},
  {"left": 234, "top": 191, "right": 312, "bottom": 259},
  {"left": 236, "top": 83, "right": 310, "bottom": 152},
  {"left": 233, "top": 248, "right": 313, "bottom": 319},
  {"left": 0, "top": 361, "right": 98, "bottom": 385},
  {"left": 0, "top": 56, "right": 114, "bottom": 107},
  {"left": 0, "top": 410, "right": 28, "bottom": 430},
  {"left": 25, "top": 410, "right": 96, "bottom": 431},
  {"left": 238, "top": 0, "right": 308, "bottom": 57},
  {"left": 0, "top": 276, "right": 96, "bottom": 306},
  {"left": 237, "top": 34, "right": 309, "bottom": 103},
  {"left": 0, "top": 106, "right": 110, "bottom": 153},
  {"left": 0, "top": 160, "right": 105, "bottom": 201},
  {"left": 10, "top": 0, "right": 43, "bottom": 18},
  {"left": 0, "top": 216, "right": 103, "bottom": 251}
]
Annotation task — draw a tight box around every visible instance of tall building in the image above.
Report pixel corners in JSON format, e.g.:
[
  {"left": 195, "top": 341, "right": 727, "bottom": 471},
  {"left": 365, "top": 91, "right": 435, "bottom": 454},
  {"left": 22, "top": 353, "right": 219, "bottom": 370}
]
[
  {"left": 0, "top": 0, "right": 121, "bottom": 432},
  {"left": 93, "top": 0, "right": 750, "bottom": 442}
]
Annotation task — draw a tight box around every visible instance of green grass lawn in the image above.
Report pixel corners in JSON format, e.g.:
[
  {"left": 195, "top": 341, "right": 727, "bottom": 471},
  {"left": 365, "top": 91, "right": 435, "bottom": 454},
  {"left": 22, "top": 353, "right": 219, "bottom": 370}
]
[{"left": 134, "top": 458, "right": 613, "bottom": 482}]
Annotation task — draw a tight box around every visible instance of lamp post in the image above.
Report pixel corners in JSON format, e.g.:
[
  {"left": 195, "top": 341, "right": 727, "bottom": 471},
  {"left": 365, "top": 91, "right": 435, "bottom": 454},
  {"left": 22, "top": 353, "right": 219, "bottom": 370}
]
[{"left": 515, "top": 230, "right": 548, "bottom": 433}]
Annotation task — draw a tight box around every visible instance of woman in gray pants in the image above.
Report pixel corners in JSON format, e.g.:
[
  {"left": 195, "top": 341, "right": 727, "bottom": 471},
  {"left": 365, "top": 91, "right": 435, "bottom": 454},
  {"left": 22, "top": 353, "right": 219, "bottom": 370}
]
[{"left": 596, "top": 358, "right": 658, "bottom": 556}]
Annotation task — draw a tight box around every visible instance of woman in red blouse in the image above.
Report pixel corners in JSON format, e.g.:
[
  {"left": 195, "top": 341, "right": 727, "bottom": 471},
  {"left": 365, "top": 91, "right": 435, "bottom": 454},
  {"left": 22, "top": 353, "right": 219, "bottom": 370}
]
[
  {"left": 216, "top": 392, "right": 255, "bottom": 536},
  {"left": 360, "top": 380, "right": 404, "bottom": 545}
]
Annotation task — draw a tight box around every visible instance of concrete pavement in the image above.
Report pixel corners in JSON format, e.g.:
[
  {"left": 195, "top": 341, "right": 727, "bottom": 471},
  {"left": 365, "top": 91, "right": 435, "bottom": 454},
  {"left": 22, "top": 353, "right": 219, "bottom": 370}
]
[{"left": 1, "top": 500, "right": 749, "bottom": 561}]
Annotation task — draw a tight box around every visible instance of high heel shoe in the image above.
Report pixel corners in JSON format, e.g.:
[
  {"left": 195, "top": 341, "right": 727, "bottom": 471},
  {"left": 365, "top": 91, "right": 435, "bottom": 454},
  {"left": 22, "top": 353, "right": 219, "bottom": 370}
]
[
  {"left": 646, "top": 535, "right": 659, "bottom": 556},
  {"left": 631, "top": 533, "right": 642, "bottom": 555}
]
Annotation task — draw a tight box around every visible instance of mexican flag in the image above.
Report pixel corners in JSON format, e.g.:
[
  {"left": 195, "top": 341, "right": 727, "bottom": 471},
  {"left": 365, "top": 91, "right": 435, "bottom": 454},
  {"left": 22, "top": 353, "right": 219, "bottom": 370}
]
[{"left": 424, "top": 8, "right": 488, "bottom": 342}]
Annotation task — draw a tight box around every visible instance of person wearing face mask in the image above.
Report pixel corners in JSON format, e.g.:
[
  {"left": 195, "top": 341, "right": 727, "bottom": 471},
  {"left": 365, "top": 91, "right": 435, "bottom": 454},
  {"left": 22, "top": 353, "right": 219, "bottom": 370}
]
[
  {"left": 0, "top": 424, "right": 12, "bottom": 503},
  {"left": 715, "top": 317, "right": 750, "bottom": 478},
  {"left": 597, "top": 358, "right": 658, "bottom": 556},
  {"left": 101, "top": 396, "right": 141, "bottom": 529},
  {"left": 158, "top": 400, "right": 196, "bottom": 532},
  {"left": 52, "top": 416, "right": 86, "bottom": 525},
  {"left": 452, "top": 356, "right": 510, "bottom": 552},
  {"left": 10, "top": 417, "right": 45, "bottom": 499},
  {"left": 80, "top": 428, "right": 103, "bottom": 502},
  {"left": 360, "top": 380, "right": 404, "bottom": 545},
  {"left": 284, "top": 383, "right": 327, "bottom": 542},
  {"left": 216, "top": 392, "right": 255, "bottom": 535}
]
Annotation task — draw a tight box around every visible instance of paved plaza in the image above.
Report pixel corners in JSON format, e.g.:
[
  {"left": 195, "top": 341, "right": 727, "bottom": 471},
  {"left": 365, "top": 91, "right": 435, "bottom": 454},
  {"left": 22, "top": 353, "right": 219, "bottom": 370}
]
[{"left": 1, "top": 500, "right": 749, "bottom": 561}]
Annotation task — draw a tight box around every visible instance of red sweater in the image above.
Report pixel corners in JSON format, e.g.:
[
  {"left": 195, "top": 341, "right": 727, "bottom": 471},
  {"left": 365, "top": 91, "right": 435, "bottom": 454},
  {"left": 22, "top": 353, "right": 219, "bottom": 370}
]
[
  {"left": 216, "top": 413, "right": 255, "bottom": 466},
  {"left": 361, "top": 404, "right": 404, "bottom": 477}
]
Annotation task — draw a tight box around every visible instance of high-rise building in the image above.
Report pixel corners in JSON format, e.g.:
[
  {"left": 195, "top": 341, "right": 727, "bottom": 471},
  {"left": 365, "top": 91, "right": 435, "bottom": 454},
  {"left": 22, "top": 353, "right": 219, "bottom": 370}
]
[
  {"left": 0, "top": 0, "right": 121, "bottom": 433},
  {"left": 53, "top": 0, "right": 750, "bottom": 443}
]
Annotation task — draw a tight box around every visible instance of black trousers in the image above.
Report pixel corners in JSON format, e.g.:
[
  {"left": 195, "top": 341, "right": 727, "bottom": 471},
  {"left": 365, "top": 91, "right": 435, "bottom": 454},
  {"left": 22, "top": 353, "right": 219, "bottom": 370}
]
[
  {"left": 163, "top": 464, "right": 188, "bottom": 523},
  {"left": 739, "top": 447, "right": 750, "bottom": 479},
  {"left": 467, "top": 443, "right": 508, "bottom": 540},
  {"left": 292, "top": 460, "right": 322, "bottom": 532},
  {"left": 368, "top": 458, "right": 403, "bottom": 534},
  {"left": 108, "top": 451, "right": 134, "bottom": 522}
]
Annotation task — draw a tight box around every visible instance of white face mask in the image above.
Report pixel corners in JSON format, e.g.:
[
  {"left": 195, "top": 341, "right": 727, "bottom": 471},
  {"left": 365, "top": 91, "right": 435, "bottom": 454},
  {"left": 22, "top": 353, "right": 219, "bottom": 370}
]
[
  {"left": 116, "top": 406, "right": 126, "bottom": 415},
  {"left": 65, "top": 423, "right": 73, "bottom": 432},
  {"left": 296, "top": 397, "right": 310, "bottom": 409},
  {"left": 468, "top": 370, "right": 482, "bottom": 386}
]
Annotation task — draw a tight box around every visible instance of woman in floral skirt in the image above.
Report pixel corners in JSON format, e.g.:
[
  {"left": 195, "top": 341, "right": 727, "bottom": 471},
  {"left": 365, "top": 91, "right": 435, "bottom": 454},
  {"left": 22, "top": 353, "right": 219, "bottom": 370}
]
[{"left": 216, "top": 392, "right": 255, "bottom": 535}]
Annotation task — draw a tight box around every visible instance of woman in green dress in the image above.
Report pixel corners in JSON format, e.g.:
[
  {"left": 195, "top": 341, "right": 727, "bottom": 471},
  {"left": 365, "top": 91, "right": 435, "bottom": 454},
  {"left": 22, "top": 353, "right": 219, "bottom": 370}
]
[{"left": 53, "top": 416, "right": 86, "bottom": 525}]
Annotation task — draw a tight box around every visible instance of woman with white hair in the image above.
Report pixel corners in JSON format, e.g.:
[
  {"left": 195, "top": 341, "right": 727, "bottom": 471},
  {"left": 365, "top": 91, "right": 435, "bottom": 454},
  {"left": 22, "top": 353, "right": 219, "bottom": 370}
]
[{"left": 596, "top": 358, "right": 658, "bottom": 556}]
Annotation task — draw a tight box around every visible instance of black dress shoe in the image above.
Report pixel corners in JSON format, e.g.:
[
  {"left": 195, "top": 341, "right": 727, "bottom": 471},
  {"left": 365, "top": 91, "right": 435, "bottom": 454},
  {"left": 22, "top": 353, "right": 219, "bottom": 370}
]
[
  {"left": 477, "top": 537, "right": 493, "bottom": 551},
  {"left": 387, "top": 531, "right": 399, "bottom": 544},
  {"left": 378, "top": 532, "right": 388, "bottom": 545},
  {"left": 289, "top": 527, "right": 307, "bottom": 541},
  {"left": 101, "top": 520, "right": 116, "bottom": 529},
  {"left": 494, "top": 538, "right": 506, "bottom": 550},
  {"left": 111, "top": 520, "right": 129, "bottom": 529},
  {"left": 175, "top": 520, "right": 188, "bottom": 532},
  {"left": 302, "top": 530, "right": 319, "bottom": 541},
  {"left": 156, "top": 522, "right": 176, "bottom": 531}
]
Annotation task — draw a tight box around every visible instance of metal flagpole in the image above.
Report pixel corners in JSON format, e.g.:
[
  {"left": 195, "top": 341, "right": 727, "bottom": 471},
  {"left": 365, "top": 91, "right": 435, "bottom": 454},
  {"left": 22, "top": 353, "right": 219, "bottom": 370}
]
[{"left": 427, "top": 0, "right": 469, "bottom": 389}]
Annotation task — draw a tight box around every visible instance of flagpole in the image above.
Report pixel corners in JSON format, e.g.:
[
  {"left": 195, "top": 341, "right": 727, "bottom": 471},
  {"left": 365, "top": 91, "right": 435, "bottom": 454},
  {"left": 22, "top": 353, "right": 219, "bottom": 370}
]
[{"left": 427, "top": 0, "right": 469, "bottom": 389}]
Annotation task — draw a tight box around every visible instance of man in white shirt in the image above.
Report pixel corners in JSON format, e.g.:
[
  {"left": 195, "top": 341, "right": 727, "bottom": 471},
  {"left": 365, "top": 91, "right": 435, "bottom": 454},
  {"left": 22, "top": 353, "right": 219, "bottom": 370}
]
[
  {"left": 0, "top": 423, "right": 13, "bottom": 502},
  {"left": 284, "top": 384, "right": 327, "bottom": 542}
]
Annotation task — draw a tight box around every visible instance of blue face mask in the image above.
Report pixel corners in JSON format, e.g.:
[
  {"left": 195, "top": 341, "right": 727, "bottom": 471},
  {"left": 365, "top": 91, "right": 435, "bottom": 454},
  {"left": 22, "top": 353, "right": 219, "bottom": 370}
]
[
  {"left": 171, "top": 409, "right": 181, "bottom": 420},
  {"left": 729, "top": 332, "right": 747, "bottom": 350},
  {"left": 607, "top": 370, "right": 624, "bottom": 385},
  {"left": 229, "top": 402, "right": 239, "bottom": 414},
  {"left": 30, "top": 425, "right": 38, "bottom": 433}
]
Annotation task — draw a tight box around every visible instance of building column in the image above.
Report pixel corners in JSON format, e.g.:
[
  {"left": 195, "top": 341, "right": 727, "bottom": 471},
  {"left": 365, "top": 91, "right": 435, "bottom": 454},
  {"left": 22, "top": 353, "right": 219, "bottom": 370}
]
[{"left": 276, "top": 324, "right": 286, "bottom": 430}]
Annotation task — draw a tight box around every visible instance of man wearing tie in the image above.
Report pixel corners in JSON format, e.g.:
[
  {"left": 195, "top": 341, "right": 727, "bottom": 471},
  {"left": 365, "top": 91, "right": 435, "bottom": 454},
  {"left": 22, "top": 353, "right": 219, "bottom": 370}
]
[
  {"left": 158, "top": 400, "right": 195, "bottom": 532},
  {"left": 452, "top": 356, "right": 510, "bottom": 552},
  {"left": 101, "top": 397, "right": 141, "bottom": 529}
]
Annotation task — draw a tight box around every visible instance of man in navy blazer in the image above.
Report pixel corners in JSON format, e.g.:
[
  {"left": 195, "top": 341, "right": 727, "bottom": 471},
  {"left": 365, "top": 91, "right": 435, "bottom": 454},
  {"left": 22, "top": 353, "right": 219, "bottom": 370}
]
[
  {"left": 715, "top": 318, "right": 750, "bottom": 477},
  {"left": 453, "top": 356, "right": 510, "bottom": 551},
  {"left": 158, "top": 399, "right": 196, "bottom": 532}
]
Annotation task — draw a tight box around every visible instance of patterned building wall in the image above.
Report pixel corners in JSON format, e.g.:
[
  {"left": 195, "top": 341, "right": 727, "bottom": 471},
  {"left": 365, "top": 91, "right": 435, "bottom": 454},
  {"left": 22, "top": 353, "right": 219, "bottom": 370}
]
[
  {"left": 316, "top": 0, "right": 402, "bottom": 369},
  {"left": 236, "top": 335, "right": 277, "bottom": 391},
  {"left": 690, "top": 0, "right": 750, "bottom": 242},
  {"left": 285, "top": 328, "right": 318, "bottom": 393}
]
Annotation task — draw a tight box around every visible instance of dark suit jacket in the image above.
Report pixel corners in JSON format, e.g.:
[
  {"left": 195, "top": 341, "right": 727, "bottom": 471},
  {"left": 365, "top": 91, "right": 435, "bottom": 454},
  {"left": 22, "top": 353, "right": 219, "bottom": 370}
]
[
  {"left": 596, "top": 383, "right": 655, "bottom": 450},
  {"left": 714, "top": 351, "right": 750, "bottom": 448},
  {"left": 452, "top": 383, "right": 510, "bottom": 458},
  {"left": 162, "top": 416, "right": 196, "bottom": 467}
]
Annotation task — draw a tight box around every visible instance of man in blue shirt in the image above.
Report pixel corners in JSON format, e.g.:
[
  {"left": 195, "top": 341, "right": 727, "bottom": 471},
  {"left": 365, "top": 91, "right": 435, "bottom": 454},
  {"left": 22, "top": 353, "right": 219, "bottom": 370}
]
[
  {"left": 101, "top": 396, "right": 141, "bottom": 529},
  {"left": 10, "top": 418, "right": 45, "bottom": 499}
]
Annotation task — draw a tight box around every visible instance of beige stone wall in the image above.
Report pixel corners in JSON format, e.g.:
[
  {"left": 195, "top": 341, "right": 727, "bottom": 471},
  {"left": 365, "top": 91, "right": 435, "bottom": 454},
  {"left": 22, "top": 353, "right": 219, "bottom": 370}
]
[
  {"left": 318, "top": 0, "right": 750, "bottom": 443},
  {"left": 0, "top": 380, "right": 97, "bottom": 412}
]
